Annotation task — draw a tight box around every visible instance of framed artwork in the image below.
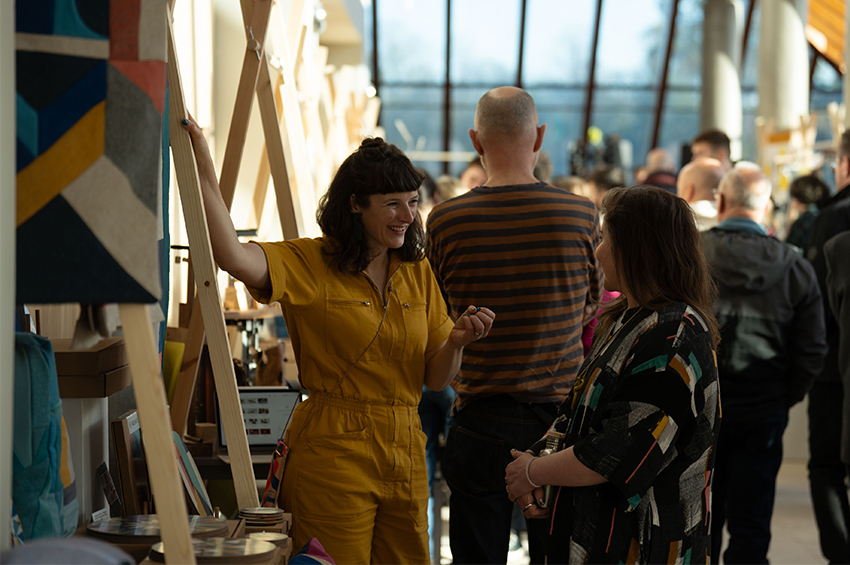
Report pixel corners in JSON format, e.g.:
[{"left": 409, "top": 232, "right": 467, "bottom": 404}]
[{"left": 15, "top": 0, "right": 167, "bottom": 304}]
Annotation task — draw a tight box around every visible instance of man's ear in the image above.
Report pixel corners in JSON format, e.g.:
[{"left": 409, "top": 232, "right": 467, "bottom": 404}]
[
  {"left": 350, "top": 193, "right": 359, "bottom": 213},
  {"left": 469, "top": 129, "right": 484, "bottom": 156},
  {"left": 533, "top": 124, "right": 546, "bottom": 153},
  {"left": 716, "top": 192, "right": 726, "bottom": 216}
]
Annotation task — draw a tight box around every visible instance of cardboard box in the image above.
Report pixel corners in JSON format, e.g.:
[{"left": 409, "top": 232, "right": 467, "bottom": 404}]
[
  {"left": 58, "top": 365, "right": 132, "bottom": 398},
  {"left": 51, "top": 337, "right": 131, "bottom": 398},
  {"left": 51, "top": 337, "right": 127, "bottom": 375}
]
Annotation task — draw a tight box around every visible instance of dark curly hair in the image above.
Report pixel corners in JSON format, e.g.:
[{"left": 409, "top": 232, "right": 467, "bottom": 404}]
[{"left": 316, "top": 137, "right": 426, "bottom": 273}]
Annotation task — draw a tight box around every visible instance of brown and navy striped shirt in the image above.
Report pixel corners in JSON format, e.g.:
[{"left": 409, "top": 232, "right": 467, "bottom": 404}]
[{"left": 426, "top": 182, "right": 602, "bottom": 413}]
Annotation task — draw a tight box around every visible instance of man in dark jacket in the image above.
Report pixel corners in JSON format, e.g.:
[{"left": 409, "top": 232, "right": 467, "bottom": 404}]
[
  {"left": 702, "top": 164, "right": 827, "bottom": 564},
  {"left": 805, "top": 129, "right": 850, "bottom": 564}
]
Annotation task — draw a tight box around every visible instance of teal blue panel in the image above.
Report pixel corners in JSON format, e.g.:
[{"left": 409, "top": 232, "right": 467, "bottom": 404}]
[
  {"left": 54, "top": 0, "right": 108, "bottom": 39},
  {"left": 16, "top": 93, "right": 38, "bottom": 157}
]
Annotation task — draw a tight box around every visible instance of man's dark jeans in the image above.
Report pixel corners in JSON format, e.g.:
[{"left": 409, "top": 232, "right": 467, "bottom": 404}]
[
  {"left": 711, "top": 411, "right": 788, "bottom": 564},
  {"left": 809, "top": 381, "right": 850, "bottom": 564},
  {"left": 444, "top": 395, "right": 557, "bottom": 565}
]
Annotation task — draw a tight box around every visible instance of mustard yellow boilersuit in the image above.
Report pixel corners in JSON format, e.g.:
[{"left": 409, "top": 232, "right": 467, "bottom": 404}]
[{"left": 248, "top": 238, "right": 453, "bottom": 564}]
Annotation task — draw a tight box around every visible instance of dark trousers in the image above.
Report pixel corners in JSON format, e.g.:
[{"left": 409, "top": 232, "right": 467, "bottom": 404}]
[
  {"left": 809, "top": 381, "right": 850, "bottom": 564},
  {"left": 710, "top": 411, "right": 788, "bottom": 564},
  {"left": 443, "top": 395, "right": 556, "bottom": 565}
]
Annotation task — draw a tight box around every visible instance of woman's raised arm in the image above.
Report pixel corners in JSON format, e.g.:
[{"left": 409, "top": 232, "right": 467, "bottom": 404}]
[{"left": 181, "top": 118, "right": 271, "bottom": 291}]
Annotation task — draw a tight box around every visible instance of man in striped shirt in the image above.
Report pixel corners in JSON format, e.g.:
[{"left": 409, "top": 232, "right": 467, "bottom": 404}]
[{"left": 426, "top": 86, "right": 602, "bottom": 564}]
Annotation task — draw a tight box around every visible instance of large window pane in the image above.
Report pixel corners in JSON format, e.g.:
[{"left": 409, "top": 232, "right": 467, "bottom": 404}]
[
  {"left": 448, "top": 87, "right": 490, "bottom": 177},
  {"left": 450, "top": 0, "right": 521, "bottom": 84},
  {"left": 594, "top": 0, "right": 671, "bottom": 86},
  {"left": 377, "top": 0, "right": 446, "bottom": 84},
  {"left": 666, "top": 0, "right": 702, "bottom": 88},
  {"left": 522, "top": 0, "right": 595, "bottom": 86},
  {"left": 591, "top": 88, "right": 655, "bottom": 168},
  {"left": 740, "top": 0, "right": 759, "bottom": 89},
  {"left": 658, "top": 89, "right": 700, "bottom": 161},
  {"left": 379, "top": 86, "right": 444, "bottom": 177}
]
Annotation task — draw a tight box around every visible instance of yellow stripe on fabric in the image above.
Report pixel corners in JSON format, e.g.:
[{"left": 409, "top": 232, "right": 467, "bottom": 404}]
[
  {"left": 651, "top": 414, "right": 669, "bottom": 440},
  {"left": 669, "top": 355, "right": 691, "bottom": 387},
  {"left": 59, "top": 416, "right": 74, "bottom": 487},
  {"left": 16, "top": 102, "right": 105, "bottom": 226}
]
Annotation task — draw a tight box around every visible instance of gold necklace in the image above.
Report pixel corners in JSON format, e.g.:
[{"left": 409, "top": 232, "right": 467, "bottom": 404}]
[{"left": 571, "top": 307, "right": 644, "bottom": 410}]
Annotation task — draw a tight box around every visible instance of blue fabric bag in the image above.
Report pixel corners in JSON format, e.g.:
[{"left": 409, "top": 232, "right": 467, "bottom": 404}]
[{"left": 13, "top": 333, "right": 77, "bottom": 539}]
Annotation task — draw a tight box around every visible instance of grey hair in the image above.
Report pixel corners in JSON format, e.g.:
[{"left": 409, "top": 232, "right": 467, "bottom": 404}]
[
  {"left": 475, "top": 88, "right": 538, "bottom": 138},
  {"left": 719, "top": 162, "right": 772, "bottom": 210}
]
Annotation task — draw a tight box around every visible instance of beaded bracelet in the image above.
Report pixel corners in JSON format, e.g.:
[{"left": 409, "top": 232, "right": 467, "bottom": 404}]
[{"left": 525, "top": 456, "right": 542, "bottom": 489}]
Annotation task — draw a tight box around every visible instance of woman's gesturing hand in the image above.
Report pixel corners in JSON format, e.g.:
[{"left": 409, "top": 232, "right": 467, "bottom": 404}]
[{"left": 448, "top": 305, "right": 495, "bottom": 347}]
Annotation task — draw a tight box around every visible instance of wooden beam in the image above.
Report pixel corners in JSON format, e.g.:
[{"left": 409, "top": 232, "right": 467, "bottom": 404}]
[
  {"left": 217, "top": 0, "right": 275, "bottom": 209},
  {"left": 582, "top": 0, "right": 604, "bottom": 147},
  {"left": 256, "top": 56, "right": 301, "bottom": 239},
  {"left": 372, "top": 0, "right": 380, "bottom": 97},
  {"left": 741, "top": 0, "right": 757, "bottom": 74},
  {"left": 442, "top": 0, "right": 452, "bottom": 176},
  {"left": 251, "top": 69, "right": 284, "bottom": 229},
  {"left": 516, "top": 0, "right": 528, "bottom": 88},
  {"left": 169, "top": 293, "right": 204, "bottom": 436},
  {"left": 651, "top": 0, "right": 680, "bottom": 149},
  {"left": 121, "top": 304, "right": 194, "bottom": 565},
  {"left": 166, "top": 14, "right": 260, "bottom": 511}
]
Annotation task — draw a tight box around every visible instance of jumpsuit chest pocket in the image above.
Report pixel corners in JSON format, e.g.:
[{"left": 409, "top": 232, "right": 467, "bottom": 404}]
[
  {"left": 324, "top": 284, "right": 382, "bottom": 362},
  {"left": 400, "top": 299, "right": 428, "bottom": 361}
]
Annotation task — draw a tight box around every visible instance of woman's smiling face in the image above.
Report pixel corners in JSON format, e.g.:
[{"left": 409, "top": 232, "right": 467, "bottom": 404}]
[{"left": 354, "top": 191, "right": 420, "bottom": 255}]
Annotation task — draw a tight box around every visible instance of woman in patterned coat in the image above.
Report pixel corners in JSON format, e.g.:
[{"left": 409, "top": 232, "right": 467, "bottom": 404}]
[{"left": 505, "top": 185, "right": 721, "bottom": 564}]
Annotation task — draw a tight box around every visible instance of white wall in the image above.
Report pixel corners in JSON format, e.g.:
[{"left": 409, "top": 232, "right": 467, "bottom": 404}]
[{"left": 1, "top": 0, "right": 17, "bottom": 552}]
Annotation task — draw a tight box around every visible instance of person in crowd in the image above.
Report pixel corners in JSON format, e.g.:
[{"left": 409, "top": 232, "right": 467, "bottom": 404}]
[
  {"left": 586, "top": 165, "right": 626, "bottom": 211},
  {"left": 702, "top": 165, "right": 827, "bottom": 564},
  {"left": 459, "top": 156, "right": 487, "bottom": 190},
  {"left": 824, "top": 232, "right": 850, "bottom": 480},
  {"left": 642, "top": 147, "right": 677, "bottom": 194},
  {"left": 633, "top": 165, "right": 649, "bottom": 184},
  {"left": 691, "top": 129, "right": 734, "bottom": 171},
  {"left": 552, "top": 175, "right": 592, "bottom": 200},
  {"left": 181, "top": 117, "right": 494, "bottom": 564},
  {"left": 805, "top": 130, "right": 850, "bottom": 565},
  {"left": 785, "top": 175, "right": 831, "bottom": 250},
  {"left": 427, "top": 86, "right": 602, "bottom": 564},
  {"left": 435, "top": 174, "right": 465, "bottom": 203},
  {"left": 677, "top": 157, "right": 725, "bottom": 231},
  {"left": 533, "top": 150, "right": 553, "bottom": 184},
  {"left": 506, "top": 185, "right": 721, "bottom": 564}
]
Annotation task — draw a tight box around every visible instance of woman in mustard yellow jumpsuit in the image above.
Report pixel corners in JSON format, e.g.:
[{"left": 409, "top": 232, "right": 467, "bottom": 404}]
[{"left": 183, "top": 119, "right": 494, "bottom": 564}]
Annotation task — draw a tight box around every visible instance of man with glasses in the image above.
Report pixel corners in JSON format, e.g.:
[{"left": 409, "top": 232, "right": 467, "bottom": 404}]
[{"left": 805, "top": 129, "right": 850, "bottom": 564}]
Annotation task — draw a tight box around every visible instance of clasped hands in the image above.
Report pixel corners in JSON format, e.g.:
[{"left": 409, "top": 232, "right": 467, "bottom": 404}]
[{"left": 505, "top": 449, "right": 549, "bottom": 519}]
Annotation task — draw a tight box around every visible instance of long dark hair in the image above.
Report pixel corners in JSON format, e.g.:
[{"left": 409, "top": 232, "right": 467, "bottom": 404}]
[
  {"left": 597, "top": 185, "right": 720, "bottom": 346},
  {"left": 316, "top": 137, "right": 426, "bottom": 272}
]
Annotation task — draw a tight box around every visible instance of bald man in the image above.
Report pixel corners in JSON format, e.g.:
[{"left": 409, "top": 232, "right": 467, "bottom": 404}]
[
  {"left": 643, "top": 147, "right": 677, "bottom": 194},
  {"left": 677, "top": 157, "right": 725, "bottom": 231},
  {"left": 702, "top": 165, "right": 826, "bottom": 564},
  {"left": 426, "top": 87, "right": 602, "bottom": 564}
]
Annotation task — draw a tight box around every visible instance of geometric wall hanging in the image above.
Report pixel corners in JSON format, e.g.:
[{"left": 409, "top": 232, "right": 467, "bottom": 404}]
[{"left": 15, "top": 0, "right": 166, "bottom": 304}]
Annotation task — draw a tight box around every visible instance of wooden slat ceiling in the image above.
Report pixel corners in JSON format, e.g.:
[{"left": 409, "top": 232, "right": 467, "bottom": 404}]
[{"left": 806, "top": 0, "right": 845, "bottom": 72}]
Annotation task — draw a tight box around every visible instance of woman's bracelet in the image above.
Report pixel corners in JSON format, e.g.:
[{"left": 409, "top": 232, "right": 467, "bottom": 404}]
[{"left": 525, "top": 456, "right": 542, "bottom": 489}]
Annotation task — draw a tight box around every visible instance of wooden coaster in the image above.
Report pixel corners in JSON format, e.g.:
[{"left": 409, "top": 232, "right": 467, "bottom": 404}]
[
  {"left": 148, "top": 538, "right": 278, "bottom": 564},
  {"left": 86, "top": 515, "right": 229, "bottom": 544}
]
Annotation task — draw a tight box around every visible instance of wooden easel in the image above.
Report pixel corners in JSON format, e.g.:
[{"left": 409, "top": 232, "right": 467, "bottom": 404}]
[{"left": 169, "top": 0, "right": 318, "bottom": 443}]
